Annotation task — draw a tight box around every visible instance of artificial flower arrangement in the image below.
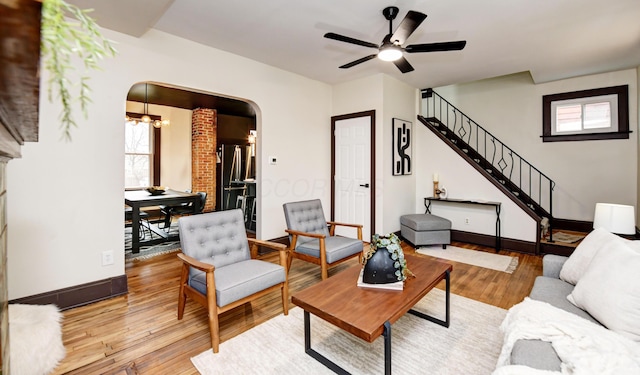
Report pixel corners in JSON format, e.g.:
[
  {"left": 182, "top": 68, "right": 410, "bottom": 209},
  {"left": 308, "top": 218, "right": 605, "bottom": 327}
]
[{"left": 362, "top": 233, "right": 413, "bottom": 282}]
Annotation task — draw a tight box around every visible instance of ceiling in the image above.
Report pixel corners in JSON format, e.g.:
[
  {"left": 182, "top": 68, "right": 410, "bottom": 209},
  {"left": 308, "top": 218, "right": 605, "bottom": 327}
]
[{"left": 70, "top": 0, "right": 640, "bottom": 91}]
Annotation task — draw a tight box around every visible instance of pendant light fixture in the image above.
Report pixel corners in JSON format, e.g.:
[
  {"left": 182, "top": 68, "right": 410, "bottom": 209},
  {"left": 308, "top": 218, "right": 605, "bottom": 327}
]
[{"left": 142, "top": 83, "right": 170, "bottom": 128}]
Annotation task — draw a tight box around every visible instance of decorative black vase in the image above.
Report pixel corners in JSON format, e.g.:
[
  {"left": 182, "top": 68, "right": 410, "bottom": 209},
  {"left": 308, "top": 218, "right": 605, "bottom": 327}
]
[{"left": 362, "top": 247, "right": 398, "bottom": 284}]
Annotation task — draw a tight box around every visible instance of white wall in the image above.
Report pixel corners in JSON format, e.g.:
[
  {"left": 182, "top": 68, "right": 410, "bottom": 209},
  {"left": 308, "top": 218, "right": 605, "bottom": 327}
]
[
  {"left": 381, "top": 75, "right": 419, "bottom": 234},
  {"left": 414, "top": 124, "right": 538, "bottom": 241},
  {"left": 332, "top": 74, "right": 418, "bottom": 236},
  {"left": 431, "top": 70, "right": 638, "bottom": 224},
  {"left": 7, "top": 29, "right": 332, "bottom": 300},
  {"left": 126, "top": 101, "right": 193, "bottom": 192}
]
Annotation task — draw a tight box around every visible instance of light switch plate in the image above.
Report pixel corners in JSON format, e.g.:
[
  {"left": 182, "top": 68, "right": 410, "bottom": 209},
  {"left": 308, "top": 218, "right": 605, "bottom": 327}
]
[{"left": 102, "top": 250, "right": 114, "bottom": 266}]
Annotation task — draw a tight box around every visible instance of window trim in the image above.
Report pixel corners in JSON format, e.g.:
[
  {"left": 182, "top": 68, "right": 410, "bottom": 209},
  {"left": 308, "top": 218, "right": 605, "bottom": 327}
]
[
  {"left": 542, "top": 85, "right": 630, "bottom": 142},
  {"left": 125, "top": 112, "right": 162, "bottom": 188}
]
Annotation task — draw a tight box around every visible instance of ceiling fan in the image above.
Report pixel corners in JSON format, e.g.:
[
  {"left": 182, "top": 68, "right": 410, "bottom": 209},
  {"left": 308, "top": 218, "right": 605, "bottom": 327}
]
[{"left": 324, "top": 6, "right": 466, "bottom": 73}]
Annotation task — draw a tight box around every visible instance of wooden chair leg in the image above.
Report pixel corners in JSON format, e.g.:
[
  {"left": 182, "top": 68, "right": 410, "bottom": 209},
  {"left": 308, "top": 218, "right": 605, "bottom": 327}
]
[
  {"left": 320, "top": 262, "right": 328, "bottom": 280},
  {"left": 205, "top": 269, "right": 220, "bottom": 353},
  {"left": 286, "top": 236, "right": 297, "bottom": 273},
  {"left": 320, "top": 238, "right": 328, "bottom": 280},
  {"left": 209, "top": 310, "right": 220, "bottom": 353},
  {"left": 177, "top": 265, "right": 189, "bottom": 320},
  {"left": 281, "top": 283, "right": 289, "bottom": 315},
  {"left": 286, "top": 251, "right": 293, "bottom": 272}
]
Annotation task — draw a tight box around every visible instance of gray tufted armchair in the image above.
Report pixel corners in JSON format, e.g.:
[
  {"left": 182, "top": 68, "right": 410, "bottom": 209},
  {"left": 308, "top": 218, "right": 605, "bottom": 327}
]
[
  {"left": 176, "top": 209, "right": 288, "bottom": 353},
  {"left": 283, "top": 199, "right": 364, "bottom": 280}
]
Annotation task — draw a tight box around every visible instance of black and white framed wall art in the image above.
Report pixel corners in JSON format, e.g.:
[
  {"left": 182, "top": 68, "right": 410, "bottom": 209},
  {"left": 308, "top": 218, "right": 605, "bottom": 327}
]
[{"left": 392, "top": 118, "right": 412, "bottom": 175}]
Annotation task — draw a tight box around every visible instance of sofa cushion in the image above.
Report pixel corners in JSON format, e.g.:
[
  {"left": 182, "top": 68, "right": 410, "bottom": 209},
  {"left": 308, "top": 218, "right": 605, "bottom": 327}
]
[
  {"left": 296, "top": 236, "right": 363, "bottom": 264},
  {"left": 529, "top": 276, "right": 599, "bottom": 324},
  {"left": 510, "top": 339, "right": 561, "bottom": 371},
  {"left": 559, "top": 228, "right": 618, "bottom": 285},
  {"left": 560, "top": 228, "right": 640, "bottom": 285},
  {"left": 190, "top": 259, "right": 285, "bottom": 307},
  {"left": 568, "top": 240, "right": 640, "bottom": 341}
]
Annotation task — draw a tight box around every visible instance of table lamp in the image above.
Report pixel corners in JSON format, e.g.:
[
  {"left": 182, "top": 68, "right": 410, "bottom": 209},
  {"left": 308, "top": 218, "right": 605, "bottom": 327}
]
[{"left": 593, "top": 203, "right": 636, "bottom": 235}]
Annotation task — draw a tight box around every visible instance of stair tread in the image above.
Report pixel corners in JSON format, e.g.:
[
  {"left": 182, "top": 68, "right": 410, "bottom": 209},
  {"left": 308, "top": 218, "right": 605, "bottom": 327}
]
[{"left": 540, "top": 229, "right": 588, "bottom": 249}]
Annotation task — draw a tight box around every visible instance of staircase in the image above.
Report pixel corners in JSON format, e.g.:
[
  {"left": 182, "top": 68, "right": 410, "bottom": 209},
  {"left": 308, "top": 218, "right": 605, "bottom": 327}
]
[{"left": 420, "top": 88, "right": 555, "bottom": 244}]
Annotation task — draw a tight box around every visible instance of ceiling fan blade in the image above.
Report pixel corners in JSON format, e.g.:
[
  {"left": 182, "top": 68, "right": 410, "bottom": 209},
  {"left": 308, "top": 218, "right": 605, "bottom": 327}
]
[
  {"left": 324, "top": 32, "right": 379, "bottom": 49},
  {"left": 393, "top": 56, "right": 414, "bottom": 73},
  {"left": 405, "top": 40, "right": 467, "bottom": 53},
  {"left": 391, "top": 11, "right": 427, "bottom": 45},
  {"left": 339, "top": 54, "right": 378, "bottom": 69}
]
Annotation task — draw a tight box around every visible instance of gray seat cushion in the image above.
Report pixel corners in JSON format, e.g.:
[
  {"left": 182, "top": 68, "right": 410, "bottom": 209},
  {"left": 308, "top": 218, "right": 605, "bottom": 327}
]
[
  {"left": 400, "top": 214, "right": 452, "bottom": 231},
  {"left": 190, "top": 259, "right": 285, "bottom": 307},
  {"left": 511, "top": 339, "right": 561, "bottom": 371},
  {"left": 528, "top": 276, "right": 599, "bottom": 324},
  {"left": 296, "top": 236, "right": 363, "bottom": 264}
]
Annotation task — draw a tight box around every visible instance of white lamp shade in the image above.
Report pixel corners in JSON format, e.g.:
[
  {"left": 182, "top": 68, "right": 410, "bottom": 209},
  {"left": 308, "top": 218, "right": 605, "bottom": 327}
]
[{"left": 593, "top": 203, "right": 636, "bottom": 235}]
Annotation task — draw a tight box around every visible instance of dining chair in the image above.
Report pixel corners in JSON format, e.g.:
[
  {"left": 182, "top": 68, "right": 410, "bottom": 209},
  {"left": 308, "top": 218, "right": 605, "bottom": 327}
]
[
  {"left": 124, "top": 207, "right": 152, "bottom": 239},
  {"left": 177, "top": 209, "right": 288, "bottom": 353},
  {"left": 161, "top": 191, "right": 207, "bottom": 230},
  {"left": 283, "top": 199, "right": 364, "bottom": 280}
]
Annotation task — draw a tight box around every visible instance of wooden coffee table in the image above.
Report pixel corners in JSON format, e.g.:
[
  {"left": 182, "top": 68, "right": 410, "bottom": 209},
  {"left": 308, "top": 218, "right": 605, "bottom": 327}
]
[{"left": 291, "top": 254, "right": 452, "bottom": 374}]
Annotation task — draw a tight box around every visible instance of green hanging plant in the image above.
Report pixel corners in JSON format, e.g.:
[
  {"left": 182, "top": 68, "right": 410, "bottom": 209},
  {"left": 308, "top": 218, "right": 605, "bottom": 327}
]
[{"left": 40, "top": 0, "right": 117, "bottom": 141}]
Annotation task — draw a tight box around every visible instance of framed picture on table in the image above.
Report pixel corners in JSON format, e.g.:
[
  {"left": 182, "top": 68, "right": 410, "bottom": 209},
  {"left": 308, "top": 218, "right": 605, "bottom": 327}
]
[{"left": 392, "top": 118, "right": 412, "bottom": 175}]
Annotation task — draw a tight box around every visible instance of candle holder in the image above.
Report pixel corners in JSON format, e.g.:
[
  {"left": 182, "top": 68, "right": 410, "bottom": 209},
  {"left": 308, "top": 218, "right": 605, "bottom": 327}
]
[{"left": 433, "top": 181, "right": 447, "bottom": 199}]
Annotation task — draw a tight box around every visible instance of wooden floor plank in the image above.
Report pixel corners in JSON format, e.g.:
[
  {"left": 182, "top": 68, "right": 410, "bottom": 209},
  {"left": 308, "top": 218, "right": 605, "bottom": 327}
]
[{"left": 51, "top": 240, "right": 541, "bottom": 374}]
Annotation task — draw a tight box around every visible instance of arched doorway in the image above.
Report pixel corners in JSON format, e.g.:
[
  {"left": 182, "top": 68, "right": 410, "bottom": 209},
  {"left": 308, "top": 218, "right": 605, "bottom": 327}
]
[{"left": 125, "top": 82, "right": 258, "bottom": 232}]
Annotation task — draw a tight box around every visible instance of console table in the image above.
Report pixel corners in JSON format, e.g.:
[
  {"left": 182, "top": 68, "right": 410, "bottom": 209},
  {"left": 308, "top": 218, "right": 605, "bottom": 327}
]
[{"left": 424, "top": 197, "right": 502, "bottom": 250}]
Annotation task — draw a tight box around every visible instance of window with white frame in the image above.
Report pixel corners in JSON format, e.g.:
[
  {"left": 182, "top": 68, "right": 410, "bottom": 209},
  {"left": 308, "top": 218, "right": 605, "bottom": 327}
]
[{"left": 542, "top": 85, "right": 629, "bottom": 142}]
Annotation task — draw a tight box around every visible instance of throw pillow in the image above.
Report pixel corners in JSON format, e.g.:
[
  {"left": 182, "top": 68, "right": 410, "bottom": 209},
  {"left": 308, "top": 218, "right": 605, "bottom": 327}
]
[
  {"left": 559, "top": 228, "right": 640, "bottom": 285},
  {"left": 567, "top": 240, "right": 640, "bottom": 341},
  {"left": 559, "top": 228, "right": 619, "bottom": 285}
]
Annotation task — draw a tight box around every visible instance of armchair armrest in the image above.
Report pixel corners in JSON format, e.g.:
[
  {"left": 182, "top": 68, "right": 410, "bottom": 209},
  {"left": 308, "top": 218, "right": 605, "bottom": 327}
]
[
  {"left": 326, "top": 221, "right": 363, "bottom": 240},
  {"left": 284, "top": 229, "right": 326, "bottom": 239},
  {"left": 248, "top": 238, "right": 289, "bottom": 266},
  {"left": 248, "top": 238, "right": 287, "bottom": 252},
  {"left": 542, "top": 254, "right": 568, "bottom": 279},
  {"left": 326, "top": 221, "right": 363, "bottom": 229},
  {"left": 177, "top": 253, "right": 215, "bottom": 273}
]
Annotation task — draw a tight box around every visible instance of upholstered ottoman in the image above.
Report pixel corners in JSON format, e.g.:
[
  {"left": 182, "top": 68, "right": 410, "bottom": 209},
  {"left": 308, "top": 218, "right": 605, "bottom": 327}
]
[{"left": 400, "top": 214, "right": 451, "bottom": 249}]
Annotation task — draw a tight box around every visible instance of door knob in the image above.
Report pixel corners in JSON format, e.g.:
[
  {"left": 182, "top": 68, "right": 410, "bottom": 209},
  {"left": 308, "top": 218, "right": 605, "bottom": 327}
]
[{"left": 359, "top": 183, "right": 370, "bottom": 188}]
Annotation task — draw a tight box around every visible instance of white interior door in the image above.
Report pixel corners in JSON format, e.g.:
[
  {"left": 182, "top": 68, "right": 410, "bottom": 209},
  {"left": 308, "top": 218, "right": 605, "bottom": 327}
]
[{"left": 333, "top": 114, "right": 372, "bottom": 241}]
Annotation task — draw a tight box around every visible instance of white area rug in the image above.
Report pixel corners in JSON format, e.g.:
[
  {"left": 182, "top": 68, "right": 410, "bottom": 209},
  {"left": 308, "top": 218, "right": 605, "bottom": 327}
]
[
  {"left": 191, "top": 289, "right": 506, "bottom": 374},
  {"left": 9, "top": 304, "right": 65, "bottom": 375},
  {"left": 416, "top": 245, "right": 518, "bottom": 274}
]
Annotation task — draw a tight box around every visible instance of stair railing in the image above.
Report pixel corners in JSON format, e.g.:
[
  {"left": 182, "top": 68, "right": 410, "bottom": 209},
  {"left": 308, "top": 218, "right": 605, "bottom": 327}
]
[{"left": 421, "top": 89, "right": 555, "bottom": 225}]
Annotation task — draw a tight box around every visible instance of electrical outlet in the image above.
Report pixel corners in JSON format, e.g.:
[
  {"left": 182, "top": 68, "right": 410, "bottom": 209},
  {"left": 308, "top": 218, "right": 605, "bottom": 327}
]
[
  {"left": 102, "top": 250, "right": 114, "bottom": 266},
  {"left": 464, "top": 218, "right": 470, "bottom": 225}
]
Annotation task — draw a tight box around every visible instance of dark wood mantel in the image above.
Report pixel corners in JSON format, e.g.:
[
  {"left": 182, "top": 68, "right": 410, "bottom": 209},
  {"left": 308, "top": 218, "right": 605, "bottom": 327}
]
[{"left": 0, "top": 0, "right": 42, "bottom": 158}]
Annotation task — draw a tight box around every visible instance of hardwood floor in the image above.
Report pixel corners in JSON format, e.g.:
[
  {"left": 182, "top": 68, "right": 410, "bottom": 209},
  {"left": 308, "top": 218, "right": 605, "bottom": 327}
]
[{"left": 52, "top": 241, "right": 542, "bottom": 374}]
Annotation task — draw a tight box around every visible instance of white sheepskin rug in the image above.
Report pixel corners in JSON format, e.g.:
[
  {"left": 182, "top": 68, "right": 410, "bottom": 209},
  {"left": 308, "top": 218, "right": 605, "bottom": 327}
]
[{"left": 9, "top": 304, "right": 65, "bottom": 375}]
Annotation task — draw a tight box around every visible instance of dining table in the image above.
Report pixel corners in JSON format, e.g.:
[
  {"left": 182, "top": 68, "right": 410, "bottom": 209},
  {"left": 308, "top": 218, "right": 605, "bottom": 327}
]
[{"left": 125, "top": 189, "right": 200, "bottom": 253}]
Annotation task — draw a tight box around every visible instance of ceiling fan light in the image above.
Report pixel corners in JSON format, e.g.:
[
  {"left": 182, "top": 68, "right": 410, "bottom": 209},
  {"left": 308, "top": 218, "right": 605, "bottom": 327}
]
[
  {"left": 378, "top": 45, "right": 402, "bottom": 61},
  {"left": 141, "top": 115, "right": 151, "bottom": 123}
]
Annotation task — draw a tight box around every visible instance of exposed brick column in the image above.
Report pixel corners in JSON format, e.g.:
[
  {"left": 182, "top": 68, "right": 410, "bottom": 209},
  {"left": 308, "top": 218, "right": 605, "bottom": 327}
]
[{"left": 191, "top": 108, "right": 216, "bottom": 212}]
